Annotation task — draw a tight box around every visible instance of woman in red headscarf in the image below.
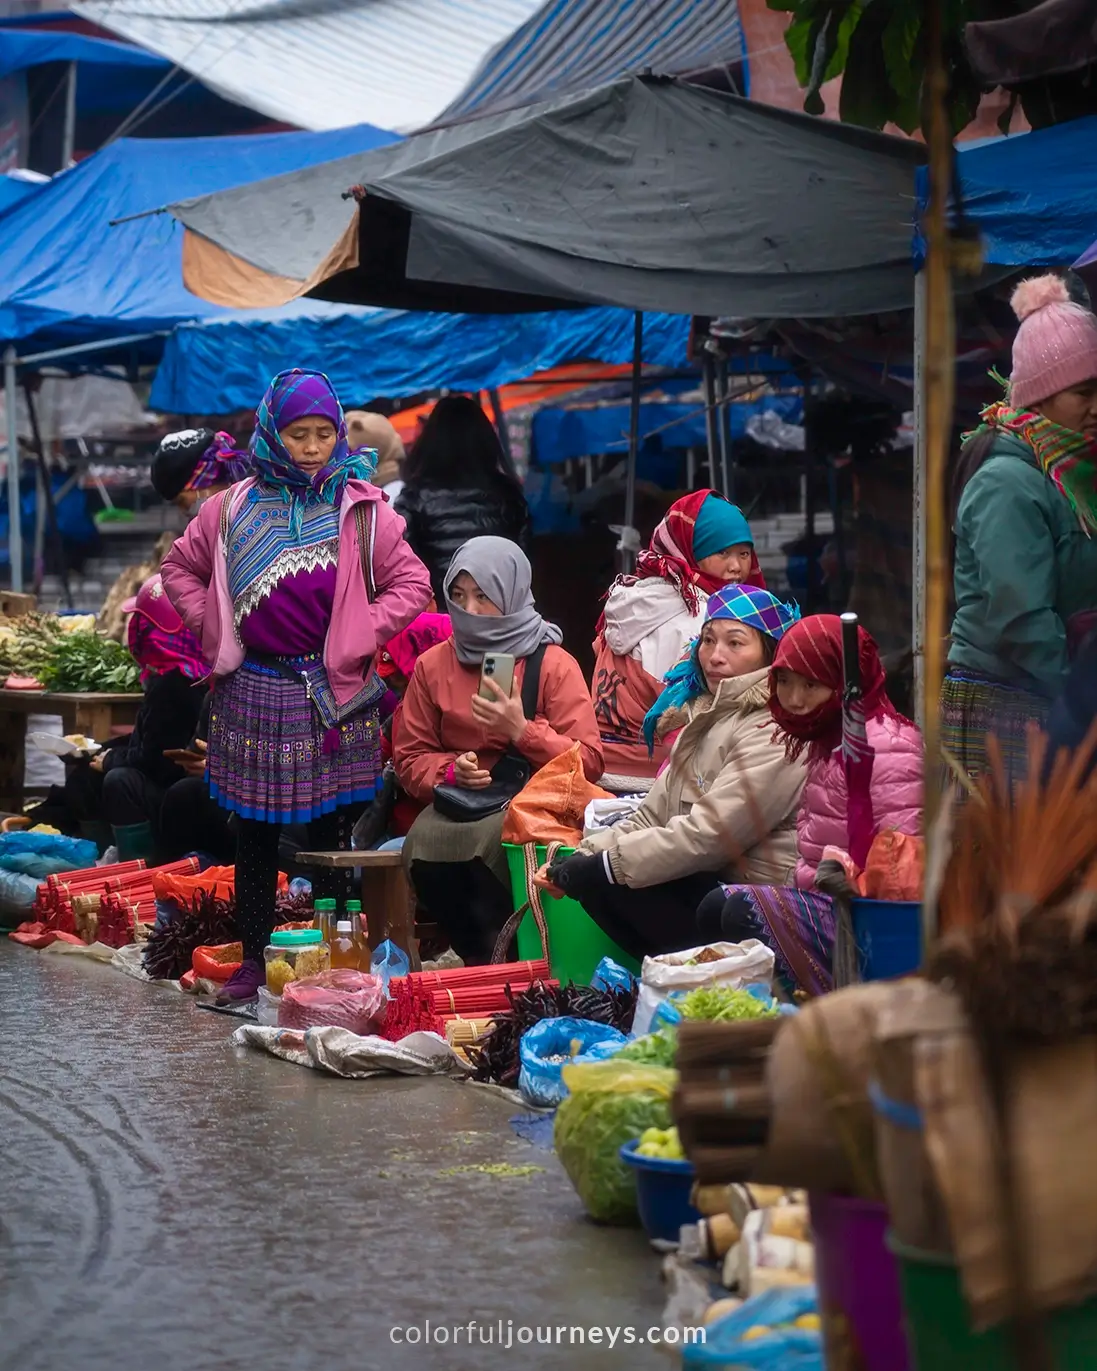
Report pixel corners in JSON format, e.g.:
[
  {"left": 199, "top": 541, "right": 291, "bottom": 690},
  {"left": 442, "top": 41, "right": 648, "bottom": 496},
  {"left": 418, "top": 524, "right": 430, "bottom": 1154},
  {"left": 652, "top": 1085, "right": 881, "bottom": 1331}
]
[
  {"left": 697, "top": 615, "right": 923, "bottom": 995},
  {"left": 591, "top": 490, "right": 765, "bottom": 792}
]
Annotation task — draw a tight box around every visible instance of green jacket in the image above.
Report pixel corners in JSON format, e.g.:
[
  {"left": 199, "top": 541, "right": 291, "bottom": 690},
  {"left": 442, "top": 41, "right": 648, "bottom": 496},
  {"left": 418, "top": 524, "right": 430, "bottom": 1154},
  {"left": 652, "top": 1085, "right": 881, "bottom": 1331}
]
[{"left": 950, "top": 432, "right": 1097, "bottom": 696}]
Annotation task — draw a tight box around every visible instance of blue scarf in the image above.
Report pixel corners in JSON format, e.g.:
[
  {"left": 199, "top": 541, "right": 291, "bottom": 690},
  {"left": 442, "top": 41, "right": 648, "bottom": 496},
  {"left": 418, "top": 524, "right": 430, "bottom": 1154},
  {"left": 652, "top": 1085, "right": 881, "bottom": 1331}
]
[
  {"left": 641, "top": 584, "right": 801, "bottom": 753},
  {"left": 249, "top": 369, "right": 376, "bottom": 533}
]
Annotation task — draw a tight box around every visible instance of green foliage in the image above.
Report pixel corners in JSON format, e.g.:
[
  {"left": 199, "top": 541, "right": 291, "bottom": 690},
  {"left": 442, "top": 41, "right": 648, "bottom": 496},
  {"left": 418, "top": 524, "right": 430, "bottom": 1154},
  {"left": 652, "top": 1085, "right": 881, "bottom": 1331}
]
[
  {"left": 37, "top": 633, "right": 141, "bottom": 693},
  {"left": 767, "top": 0, "right": 1096, "bottom": 134}
]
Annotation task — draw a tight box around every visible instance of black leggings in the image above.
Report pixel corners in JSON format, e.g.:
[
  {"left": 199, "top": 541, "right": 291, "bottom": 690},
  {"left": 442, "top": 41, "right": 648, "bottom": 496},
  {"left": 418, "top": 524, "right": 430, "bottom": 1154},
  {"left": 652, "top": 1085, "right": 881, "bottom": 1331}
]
[
  {"left": 576, "top": 872, "right": 724, "bottom": 963},
  {"left": 234, "top": 807, "right": 355, "bottom": 962}
]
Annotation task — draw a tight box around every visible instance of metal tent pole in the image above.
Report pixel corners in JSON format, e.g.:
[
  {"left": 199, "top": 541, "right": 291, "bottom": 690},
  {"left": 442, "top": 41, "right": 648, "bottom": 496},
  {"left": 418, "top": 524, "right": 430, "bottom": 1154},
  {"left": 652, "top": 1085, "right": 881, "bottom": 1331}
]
[
  {"left": 4, "top": 347, "right": 22, "bottom": 591},
  {"left": 61, "top": 62, "right": 78, "bottom": 168},
  {"left": 618, "top": 310, "right": 644, "bottom": 574},
  {"left": 702, "top": 350, "right": 719, "bottom": 488},
  {"left": 717, "top": 355, "right": 734, "bottom": 500},
  {"left": 23, "top": 380, "right": 73, "bottom": 609},
  {"left": 912, "top": 271, "right": 928, "bottom": 729}
]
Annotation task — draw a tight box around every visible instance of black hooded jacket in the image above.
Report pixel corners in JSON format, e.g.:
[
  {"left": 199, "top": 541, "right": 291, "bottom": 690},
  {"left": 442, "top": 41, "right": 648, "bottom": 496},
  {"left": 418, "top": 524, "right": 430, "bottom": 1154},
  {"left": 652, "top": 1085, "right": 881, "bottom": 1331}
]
[{"left": 395, "top": 477, "right": 529, "bottom": 603}]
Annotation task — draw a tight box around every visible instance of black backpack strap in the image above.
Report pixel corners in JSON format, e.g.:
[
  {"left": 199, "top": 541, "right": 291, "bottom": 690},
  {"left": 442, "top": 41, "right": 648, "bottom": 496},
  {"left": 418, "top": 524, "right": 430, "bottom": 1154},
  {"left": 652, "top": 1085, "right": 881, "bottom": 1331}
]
[{"left": 521, "top": 643, "right": 549, "bottom": 721}]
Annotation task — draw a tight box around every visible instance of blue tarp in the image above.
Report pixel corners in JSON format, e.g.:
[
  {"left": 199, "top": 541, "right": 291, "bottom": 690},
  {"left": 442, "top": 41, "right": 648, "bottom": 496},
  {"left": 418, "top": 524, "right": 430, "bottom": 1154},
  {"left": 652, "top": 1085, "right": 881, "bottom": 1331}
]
[
  {"left": 149, "top": 304, "right": 692, "bottom": 413},
  {"left": 918, "top": 116, "right": 1097, "bottom": 266},
  {"left": 531, "top": 387, "right": 802, "bottom": 465},
  {"left": 0, "top": 123, "right": 396, "bottom": 357},
  {"left": 0, "top": 27, "right": 164, "bottom": 77}
]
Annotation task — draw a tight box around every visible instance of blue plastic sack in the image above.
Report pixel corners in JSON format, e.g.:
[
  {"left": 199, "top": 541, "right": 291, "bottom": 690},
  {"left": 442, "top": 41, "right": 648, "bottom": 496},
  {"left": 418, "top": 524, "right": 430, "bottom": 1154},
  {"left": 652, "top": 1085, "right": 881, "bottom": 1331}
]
[
  {"left": 0, "top": 831, "right": 96, "bottom": 880},
  {"left": 370, "top": 939, "right": 410, "bottom": 992},
  {"left": 591, "top": 956, "right": 637, "bottom": 995},
  {"left": 649, "top": 997, "right": 684, "bottom": 1032},
  {"left": 518, "top": 1017, "right": 630, "bottom": 1107},
  {"left": 0, "top": 868, "right": 41, "bottom": 915},
  {"left": 683, "top": 1286, "right": 822, "bottom": 1368}
]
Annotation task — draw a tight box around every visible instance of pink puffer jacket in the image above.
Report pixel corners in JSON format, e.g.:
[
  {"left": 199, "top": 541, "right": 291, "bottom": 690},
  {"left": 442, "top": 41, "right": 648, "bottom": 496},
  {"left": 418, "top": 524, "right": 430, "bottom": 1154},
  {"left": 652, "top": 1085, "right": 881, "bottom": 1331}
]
[{"left": 795, "top": 713, "right": 924, "bottom": 889}]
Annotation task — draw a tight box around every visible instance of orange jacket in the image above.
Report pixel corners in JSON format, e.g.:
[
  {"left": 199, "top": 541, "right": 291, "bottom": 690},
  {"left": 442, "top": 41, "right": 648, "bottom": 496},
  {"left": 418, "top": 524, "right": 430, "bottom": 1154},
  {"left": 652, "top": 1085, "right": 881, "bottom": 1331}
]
[{"left": 393, "top": 639, "right": 603, "bottom": 804}]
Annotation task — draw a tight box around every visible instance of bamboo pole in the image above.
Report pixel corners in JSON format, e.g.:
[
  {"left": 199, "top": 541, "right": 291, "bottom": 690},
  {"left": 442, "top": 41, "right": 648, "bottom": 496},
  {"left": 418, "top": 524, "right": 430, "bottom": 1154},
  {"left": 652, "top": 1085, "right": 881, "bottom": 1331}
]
[{"left": 919, "top": 0, "right": 956, "bottom": 952}]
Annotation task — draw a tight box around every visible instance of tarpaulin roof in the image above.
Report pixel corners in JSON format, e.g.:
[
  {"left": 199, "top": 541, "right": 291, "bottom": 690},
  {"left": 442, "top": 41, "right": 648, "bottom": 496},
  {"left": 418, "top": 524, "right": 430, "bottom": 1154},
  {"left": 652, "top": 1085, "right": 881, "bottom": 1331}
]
[
  {"left": 71, "top": 0, "right": 547, "bottom": 134},
  {"left": 918, "top": 115, "right": 1097, "bottom": 266},
  {"left": 0, "top": 26, "right": 163, "bottom": 76},
  {"left": 170, "top": 75, "right": 926, "bottom": 319},
  {"left": 149, "top": 302, "right": 692, "bottom": 414},
  {"left": 437, "top": 0, "right": 745, "bottom": 123},
  {"left": 0, "top": 122, "right": 396, "bottom": 357}
]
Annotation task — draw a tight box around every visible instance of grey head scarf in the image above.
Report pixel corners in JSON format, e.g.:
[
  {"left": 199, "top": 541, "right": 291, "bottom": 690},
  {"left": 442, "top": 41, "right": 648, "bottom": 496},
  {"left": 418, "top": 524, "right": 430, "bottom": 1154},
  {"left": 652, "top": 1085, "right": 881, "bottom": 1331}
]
[{"left": 444, "top": 536, "right": 563, "bottom": 666}]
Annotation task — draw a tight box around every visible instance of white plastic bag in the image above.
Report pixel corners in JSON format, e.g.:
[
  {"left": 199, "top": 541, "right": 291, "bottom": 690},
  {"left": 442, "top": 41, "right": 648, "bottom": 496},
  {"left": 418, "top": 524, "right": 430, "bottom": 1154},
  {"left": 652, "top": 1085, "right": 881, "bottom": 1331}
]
[{"left": 632, "top": 939, "right": 775, "bottom": 1036}]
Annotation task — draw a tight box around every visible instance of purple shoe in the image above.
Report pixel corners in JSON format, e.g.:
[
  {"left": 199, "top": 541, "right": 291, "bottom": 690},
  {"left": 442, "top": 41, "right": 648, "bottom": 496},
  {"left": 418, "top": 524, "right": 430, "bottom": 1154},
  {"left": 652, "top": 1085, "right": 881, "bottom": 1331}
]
[{"left": 216, "top": 958, "right": 265, "bottom": 1005}]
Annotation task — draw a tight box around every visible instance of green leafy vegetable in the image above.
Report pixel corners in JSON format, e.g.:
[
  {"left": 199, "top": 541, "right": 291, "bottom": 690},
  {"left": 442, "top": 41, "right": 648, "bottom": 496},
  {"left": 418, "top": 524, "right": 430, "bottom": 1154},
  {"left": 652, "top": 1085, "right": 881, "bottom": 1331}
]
[
  {"left": 615, "top": 1028, "right": 678, "bottom": 1068},
  {"left": 553, "top": 1063, "right": 675, "bottom": 1225},
  {"left": 37, "top": 632, "right": 141, "bottom": 693},
  {"left": 677, "top": 986, "right": 779, "bottom": 1023}
]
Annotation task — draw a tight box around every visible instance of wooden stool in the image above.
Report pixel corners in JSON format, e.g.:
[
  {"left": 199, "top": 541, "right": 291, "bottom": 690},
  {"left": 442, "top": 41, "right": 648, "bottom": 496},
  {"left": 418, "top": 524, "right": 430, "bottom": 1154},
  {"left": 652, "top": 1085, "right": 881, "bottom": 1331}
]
[{"left": 295, "top": 850, "right": 422, "bottom": 971}]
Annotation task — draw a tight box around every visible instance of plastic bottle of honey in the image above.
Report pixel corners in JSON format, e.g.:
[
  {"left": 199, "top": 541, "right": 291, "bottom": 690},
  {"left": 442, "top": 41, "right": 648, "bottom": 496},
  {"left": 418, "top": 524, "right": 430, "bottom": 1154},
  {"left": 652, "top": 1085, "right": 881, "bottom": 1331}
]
[
  {"left": 330, "top": 918, "right": 360, "bottom": 970},
  {"left": 313, "top": 898, "right": 337, "bottom": 944}
]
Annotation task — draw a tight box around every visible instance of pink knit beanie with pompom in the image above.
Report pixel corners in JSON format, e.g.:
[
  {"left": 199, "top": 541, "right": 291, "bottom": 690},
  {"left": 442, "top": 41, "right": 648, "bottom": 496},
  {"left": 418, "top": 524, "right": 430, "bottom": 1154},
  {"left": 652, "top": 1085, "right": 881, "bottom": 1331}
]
[{"left": 1008, "top": 274, "right": 1097, "bottom": 408}]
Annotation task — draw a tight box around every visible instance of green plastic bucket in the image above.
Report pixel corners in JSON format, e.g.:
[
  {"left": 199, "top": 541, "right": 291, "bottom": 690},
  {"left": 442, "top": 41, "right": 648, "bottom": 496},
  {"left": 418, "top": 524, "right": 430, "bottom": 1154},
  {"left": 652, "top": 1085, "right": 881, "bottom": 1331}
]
[
  {"left": 891, "top": 1235, "right": 1097, "bottom": 1369},
  {"left": 503, "top": 842, "right": 640, "bottom": 987}
]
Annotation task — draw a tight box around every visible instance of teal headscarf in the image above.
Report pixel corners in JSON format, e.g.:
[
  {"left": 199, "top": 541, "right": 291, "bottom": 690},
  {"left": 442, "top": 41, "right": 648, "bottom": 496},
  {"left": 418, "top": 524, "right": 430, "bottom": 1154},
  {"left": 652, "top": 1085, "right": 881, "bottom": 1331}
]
[{"left": 641, "top": 584, "right": 801, "bottom": 754}]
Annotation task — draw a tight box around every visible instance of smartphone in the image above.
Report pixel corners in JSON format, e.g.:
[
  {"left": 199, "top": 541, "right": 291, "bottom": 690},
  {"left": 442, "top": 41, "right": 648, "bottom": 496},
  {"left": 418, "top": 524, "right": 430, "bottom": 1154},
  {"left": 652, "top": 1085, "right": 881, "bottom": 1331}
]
[
  {"left": 163, "top": 748, "right": 206, "bottom": 764},
  {"left": 479, "top": 652, "right": 516, "bottom": 700}
]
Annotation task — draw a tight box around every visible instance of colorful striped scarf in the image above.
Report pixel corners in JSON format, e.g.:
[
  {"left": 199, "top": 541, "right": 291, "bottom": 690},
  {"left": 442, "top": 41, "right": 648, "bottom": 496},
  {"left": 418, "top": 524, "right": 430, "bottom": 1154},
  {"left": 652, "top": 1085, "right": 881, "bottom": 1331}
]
[
  {"left": 250, "top": 369, "right": 376, "bottom": 534},
  {"left": 965, "top": 398, "right": 1097, "bottom": 535}
]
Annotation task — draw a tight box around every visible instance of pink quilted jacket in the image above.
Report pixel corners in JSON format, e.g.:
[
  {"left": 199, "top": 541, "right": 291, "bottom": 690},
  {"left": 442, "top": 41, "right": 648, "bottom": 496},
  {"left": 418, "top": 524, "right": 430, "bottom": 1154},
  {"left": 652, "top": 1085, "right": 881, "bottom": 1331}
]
[{"left": 795, "top": 713, "right": 924, "bottom": 889}]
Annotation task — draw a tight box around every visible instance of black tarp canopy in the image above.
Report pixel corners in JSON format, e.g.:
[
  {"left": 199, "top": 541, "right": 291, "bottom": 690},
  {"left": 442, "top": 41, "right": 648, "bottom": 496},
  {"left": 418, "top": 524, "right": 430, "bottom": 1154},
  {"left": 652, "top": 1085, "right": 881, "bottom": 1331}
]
[{"left": 168, "top": 76, "right": 925, "bottom": 319}]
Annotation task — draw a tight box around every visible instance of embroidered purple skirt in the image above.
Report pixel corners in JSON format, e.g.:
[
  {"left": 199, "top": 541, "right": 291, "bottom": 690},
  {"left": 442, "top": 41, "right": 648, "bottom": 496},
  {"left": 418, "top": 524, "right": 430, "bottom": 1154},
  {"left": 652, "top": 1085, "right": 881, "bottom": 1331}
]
[{"left": 208, "top": 658, "right": 382, "bottom": 823}]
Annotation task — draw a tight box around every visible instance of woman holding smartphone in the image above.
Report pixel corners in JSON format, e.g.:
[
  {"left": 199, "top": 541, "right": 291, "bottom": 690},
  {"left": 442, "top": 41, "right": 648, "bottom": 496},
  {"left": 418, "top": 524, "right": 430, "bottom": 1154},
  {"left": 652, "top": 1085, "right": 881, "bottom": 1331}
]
[{"left": 394, "top": 536, "right": 602, "bottom": 962}]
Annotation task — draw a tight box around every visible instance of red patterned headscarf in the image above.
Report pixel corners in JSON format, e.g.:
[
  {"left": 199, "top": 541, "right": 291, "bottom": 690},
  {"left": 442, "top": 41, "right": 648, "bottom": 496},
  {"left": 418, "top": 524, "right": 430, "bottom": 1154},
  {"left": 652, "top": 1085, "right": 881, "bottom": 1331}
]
[
  {"left": 123, "top": 575, "right": 207, "bottom": 686},
  {"left": 768, "top": 614, "right": 897, "bottom": 763},
  {"left": 378, "top": 612, "right": 453, "bottom": 681},
  {"left": 633, "top": 489, "right": 766, "bottom": 614}
]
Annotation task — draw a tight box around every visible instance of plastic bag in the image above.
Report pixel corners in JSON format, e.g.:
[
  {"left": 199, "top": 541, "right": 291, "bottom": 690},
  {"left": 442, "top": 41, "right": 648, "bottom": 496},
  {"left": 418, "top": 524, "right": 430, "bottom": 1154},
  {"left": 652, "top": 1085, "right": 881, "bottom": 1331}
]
[
  {"left": 278, "top": 970, "right": 387, "bottom": 1034},
  {"left": 371, "top": 939, "right": 410, "bottom": 992},
  {"left": 0, "top": 868, "right": 42, "bottom": 916},
  {"left": 591, "top": 956, "right": 637, "bottom": 996},
  {"left": 0, "top": 830, "right": 96, "bottom": 880},
  {"left": 518, "top": 1017, "right": 629, "bottom": 1107},
  {"left": 553, "top": 1060, "right": 676, "bottom": 1224},
  {"left": 683, "top": 1286, "right": 821, "bottom": 1368},
  {"left": 502, "top": 743, "right": 614, "bottom": 847},
  {"left": 633, "top": 940, "right": 775, "bottom": 1037},
  {"left": 191, "top": 943, "right": 243, "bottom": 983},
  {"left": 857, "top": 829, "right": 923, "bottom": 901}
]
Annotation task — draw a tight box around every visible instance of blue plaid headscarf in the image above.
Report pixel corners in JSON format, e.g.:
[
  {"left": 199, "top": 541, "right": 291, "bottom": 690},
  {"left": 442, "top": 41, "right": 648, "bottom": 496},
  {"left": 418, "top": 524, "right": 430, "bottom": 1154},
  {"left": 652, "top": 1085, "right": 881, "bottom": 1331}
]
[
  {"left": 250, "top": 369, "right": 376, "bottom": 531},
  {"left": 641, "top": 584, "right": 801, "bottom": 753}
]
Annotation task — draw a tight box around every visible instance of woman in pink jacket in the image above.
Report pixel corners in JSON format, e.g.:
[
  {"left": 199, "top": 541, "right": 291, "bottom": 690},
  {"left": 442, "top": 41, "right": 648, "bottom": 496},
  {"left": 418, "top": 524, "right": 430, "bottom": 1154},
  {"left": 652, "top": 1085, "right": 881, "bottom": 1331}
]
[
  {"left": 698, "top": 615, "right": 922, "bottom": 993},
  {"left": 161, "top": 369, "right": 431, "bottom": 1002}
]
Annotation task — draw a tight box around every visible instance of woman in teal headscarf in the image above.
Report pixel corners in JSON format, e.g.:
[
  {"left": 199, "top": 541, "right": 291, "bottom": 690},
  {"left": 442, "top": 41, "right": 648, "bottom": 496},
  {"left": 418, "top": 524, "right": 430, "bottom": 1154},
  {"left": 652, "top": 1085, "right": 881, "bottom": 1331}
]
[{"left": 549, "top": 585, "right": 804, "bottom": 959}]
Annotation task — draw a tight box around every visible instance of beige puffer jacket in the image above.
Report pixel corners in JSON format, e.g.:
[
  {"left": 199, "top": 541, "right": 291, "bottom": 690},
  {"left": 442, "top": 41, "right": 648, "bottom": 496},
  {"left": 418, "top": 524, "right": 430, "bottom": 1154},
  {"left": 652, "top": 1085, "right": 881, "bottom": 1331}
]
[{"left": 581, "top": 667, "right": 806, "bottom": 889}]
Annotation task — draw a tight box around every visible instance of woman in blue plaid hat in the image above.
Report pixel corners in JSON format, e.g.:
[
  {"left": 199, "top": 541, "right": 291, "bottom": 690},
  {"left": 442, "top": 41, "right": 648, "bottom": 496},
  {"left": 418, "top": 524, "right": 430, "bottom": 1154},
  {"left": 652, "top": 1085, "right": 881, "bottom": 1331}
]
[{"left": 548, "top": 585, "right": 804, "bottom": 959}]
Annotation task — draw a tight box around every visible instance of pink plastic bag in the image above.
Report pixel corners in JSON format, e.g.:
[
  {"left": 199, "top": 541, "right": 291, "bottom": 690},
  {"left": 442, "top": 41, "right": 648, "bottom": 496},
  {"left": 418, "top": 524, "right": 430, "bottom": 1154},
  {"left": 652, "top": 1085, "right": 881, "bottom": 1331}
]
[{"left": 278, "top": 970, "right": 387, "bottom": 1034}]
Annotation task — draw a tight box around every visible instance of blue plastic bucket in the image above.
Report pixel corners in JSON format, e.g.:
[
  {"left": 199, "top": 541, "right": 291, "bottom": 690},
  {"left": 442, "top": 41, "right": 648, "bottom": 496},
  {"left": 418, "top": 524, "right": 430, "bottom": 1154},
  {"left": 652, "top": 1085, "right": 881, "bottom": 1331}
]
[
  {"left": 850, "top": 898, "right": 922, "bottom": 980},
  {"left": 619, "top": 1140, "right": 699, "bottom": 1242}
]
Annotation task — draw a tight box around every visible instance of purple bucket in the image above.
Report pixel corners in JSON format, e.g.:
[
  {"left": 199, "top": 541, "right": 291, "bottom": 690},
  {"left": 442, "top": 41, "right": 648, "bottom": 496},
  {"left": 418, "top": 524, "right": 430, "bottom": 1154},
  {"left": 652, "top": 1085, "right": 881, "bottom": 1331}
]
[{"left": 809, "top": 1193, "right": 910, "bottom": 1371}]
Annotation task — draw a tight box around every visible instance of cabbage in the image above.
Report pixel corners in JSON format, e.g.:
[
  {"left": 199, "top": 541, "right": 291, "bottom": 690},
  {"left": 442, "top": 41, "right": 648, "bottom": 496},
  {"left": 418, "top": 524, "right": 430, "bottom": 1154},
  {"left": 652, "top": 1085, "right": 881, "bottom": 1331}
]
[{"left": 553, "top": 1060, "right": 676, "bottom": 1225}]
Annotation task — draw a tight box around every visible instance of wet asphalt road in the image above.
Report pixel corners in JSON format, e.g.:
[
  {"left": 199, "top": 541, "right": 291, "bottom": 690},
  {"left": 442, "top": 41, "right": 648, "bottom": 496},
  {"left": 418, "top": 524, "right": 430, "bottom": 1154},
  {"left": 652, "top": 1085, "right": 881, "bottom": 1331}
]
[{"left": 0, "top": 942, "right": 668, "bottom": 1371}]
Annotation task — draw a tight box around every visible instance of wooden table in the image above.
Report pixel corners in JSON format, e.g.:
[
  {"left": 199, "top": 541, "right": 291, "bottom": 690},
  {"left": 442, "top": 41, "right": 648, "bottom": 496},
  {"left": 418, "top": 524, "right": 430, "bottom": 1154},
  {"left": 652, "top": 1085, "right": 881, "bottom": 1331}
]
[
  {"left": 0, "top": 689, "right": 143, "bottom": 809},
  {"left": 295, "top": 849, "right": 422, "bottom": 971}
]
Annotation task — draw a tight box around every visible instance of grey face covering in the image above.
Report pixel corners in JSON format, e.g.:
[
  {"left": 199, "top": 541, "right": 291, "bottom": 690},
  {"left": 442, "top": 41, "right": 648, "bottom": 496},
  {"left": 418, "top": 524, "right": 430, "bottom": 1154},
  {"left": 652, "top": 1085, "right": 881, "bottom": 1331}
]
[{"left": 444, "top": 536, "right": 563, "bottom": 666}]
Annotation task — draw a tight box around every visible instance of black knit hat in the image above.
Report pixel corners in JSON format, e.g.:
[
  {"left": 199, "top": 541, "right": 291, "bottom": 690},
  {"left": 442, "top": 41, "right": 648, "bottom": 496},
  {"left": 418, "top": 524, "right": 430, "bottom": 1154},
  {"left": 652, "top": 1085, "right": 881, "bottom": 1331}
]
[{"left": 150, "top": 428, "right": 214, "bottom": 499}]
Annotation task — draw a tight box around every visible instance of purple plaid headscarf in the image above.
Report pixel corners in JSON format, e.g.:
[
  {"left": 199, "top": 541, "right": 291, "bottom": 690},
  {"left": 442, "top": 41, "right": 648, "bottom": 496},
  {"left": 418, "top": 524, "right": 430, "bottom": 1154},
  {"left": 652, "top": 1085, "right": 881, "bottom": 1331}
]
[
  {"left": 641, "top": 584, "right": 801, "bottom": 753},
  {"left": 250, "top": 369, "right": 376, "bottom": 529}
]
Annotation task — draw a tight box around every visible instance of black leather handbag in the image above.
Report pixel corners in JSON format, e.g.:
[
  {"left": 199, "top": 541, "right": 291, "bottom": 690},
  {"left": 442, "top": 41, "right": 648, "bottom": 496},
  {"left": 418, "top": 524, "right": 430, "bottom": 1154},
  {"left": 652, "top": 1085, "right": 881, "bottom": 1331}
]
[{"left": 432, "top": 645, "right": 547, "bottom": 823}]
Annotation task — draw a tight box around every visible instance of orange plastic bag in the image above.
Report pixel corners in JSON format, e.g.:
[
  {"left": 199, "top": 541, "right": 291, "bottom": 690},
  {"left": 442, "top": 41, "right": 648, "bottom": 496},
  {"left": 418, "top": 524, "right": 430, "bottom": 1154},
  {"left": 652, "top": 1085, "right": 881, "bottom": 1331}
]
[
  {"left": 151, "top": 865, "right": 288, "bottom": 905},
  {"left": 856, "top": 829, "right": 924, "bottom": 901},
  {"left": 502, "top": 743, "right": 614, "bottom": 848}
]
